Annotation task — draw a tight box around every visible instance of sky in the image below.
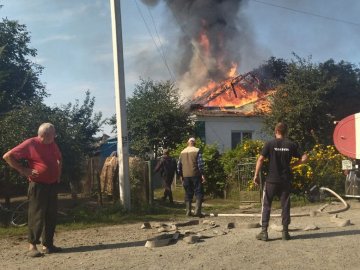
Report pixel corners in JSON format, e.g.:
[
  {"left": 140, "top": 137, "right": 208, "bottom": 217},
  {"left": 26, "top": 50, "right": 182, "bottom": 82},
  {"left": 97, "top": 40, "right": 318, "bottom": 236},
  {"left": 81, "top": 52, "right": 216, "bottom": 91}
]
[{"left": 1, "top": 0, "right": 360, "bottom": 135}]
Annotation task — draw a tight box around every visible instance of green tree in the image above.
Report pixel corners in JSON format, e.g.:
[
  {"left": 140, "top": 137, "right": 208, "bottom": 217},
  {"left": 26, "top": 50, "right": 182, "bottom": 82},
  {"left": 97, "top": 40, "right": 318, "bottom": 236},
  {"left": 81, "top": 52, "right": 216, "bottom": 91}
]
[
  {"left": 115, "top": 78, "right": 192, "bottom": 159},
  {"left": 319, "top": 59, "right": 360, "bottom": 121},
  {"left": 264, "top": 56, "right": 336, "bottom": 151},
  {"left": 251, "top": 56, "right": 289, "bottom": 90},
  {"left": 0, "top": 19, "right": 46, "bottom": 114},
  {"left": 52, "top": 91, "right": 104, "bottom": 186},
  {"left": 0, "top": 16, "right": 104, "bottom": 198}
]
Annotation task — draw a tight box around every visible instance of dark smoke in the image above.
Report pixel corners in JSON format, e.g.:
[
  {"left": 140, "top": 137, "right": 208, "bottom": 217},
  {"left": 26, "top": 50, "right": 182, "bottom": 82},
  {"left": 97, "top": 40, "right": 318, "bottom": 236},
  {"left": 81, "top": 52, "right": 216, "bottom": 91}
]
[{"left": 141, "top": 0, "right": 251, "bottom": 96}]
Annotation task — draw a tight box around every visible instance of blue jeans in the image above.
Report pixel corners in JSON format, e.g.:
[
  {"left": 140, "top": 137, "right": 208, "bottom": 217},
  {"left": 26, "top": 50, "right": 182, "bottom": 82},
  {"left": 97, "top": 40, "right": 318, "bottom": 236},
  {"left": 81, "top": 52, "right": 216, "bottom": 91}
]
[{"left": 183, "top": 176, "right": 203, "bottom": 202}]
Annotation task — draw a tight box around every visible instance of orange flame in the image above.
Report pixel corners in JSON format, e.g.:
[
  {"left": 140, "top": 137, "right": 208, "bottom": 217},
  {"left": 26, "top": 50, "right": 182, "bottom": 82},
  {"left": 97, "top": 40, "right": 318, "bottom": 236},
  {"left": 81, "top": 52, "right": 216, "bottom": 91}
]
[
  {"left": 190, "top": 29, "right": 271, "bottom": 113},
  {"left": 192, "top": 71, "right": 273, "bottom": 114},
  {"left": 194, "top": 81, "right": 217, "bottom": 98},
  {"left": 227, "top": 62, "right": 237, "bottom": 78}
]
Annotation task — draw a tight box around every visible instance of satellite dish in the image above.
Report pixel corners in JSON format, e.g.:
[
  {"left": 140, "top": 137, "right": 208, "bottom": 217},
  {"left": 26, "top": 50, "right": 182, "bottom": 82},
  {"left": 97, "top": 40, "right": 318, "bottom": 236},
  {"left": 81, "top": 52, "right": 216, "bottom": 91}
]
[{"left": 333, "top": 113, "right": 360, "bottom": 159}]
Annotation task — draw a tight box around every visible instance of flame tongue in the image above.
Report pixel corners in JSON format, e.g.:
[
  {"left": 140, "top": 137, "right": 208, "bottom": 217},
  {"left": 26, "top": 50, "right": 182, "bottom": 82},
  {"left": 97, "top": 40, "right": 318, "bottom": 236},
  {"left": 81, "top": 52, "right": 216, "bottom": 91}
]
[{"left": 192, "top": 72, "right": 264, "bottom": 108}]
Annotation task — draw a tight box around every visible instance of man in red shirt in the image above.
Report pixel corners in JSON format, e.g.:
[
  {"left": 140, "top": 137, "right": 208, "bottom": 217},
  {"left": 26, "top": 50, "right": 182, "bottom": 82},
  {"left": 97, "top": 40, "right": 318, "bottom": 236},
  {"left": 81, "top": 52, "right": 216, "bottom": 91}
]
[{"left": 3, "top": 123, "right": 62, "bottom": 257}]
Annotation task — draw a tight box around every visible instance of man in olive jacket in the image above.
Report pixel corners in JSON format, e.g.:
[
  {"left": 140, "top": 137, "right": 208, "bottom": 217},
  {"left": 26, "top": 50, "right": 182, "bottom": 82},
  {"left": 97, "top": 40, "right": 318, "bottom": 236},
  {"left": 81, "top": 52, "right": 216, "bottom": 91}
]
[{"left": 177, "top": 138, "right": 206, "bottom": 217}]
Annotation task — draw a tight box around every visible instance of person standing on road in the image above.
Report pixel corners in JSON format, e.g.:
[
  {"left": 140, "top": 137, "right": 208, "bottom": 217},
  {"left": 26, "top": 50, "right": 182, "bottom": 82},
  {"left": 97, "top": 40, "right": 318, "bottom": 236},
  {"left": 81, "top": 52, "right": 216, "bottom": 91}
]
[
  {"left": 154, "top": 149, "right": 177, "bottom": 204},
  {"left": 3, "top": 123, "right": 62, "bottom": 257},
  {"left": 253, "top": 122, "right": 308, "bottom": 241},
  {"left": 177, "top": 137, "right": 206, "bottom": 217}
]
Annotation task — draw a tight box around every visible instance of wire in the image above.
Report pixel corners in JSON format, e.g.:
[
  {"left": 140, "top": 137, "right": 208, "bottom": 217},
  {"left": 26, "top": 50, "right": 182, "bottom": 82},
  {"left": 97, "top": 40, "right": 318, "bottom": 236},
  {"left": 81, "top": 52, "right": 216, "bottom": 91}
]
[
  {"left": 146, "top": 5, "right": 176, "bottom": 81},
  {"left": 251, "top": 0, "right": 360, "bottom": 27},
  {"left": 134, "top": 0, "right": 176, "bottom": 81}
]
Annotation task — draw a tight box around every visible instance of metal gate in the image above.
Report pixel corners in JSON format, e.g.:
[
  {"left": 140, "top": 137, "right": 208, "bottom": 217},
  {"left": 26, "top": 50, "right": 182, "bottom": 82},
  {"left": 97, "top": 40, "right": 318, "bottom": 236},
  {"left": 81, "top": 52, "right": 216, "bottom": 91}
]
[
  {"left": 345, "top": 170, "right": 360, "bottom": 198},
  {"left": 227, "top": 157, "right": 262, "bottom": 203}
]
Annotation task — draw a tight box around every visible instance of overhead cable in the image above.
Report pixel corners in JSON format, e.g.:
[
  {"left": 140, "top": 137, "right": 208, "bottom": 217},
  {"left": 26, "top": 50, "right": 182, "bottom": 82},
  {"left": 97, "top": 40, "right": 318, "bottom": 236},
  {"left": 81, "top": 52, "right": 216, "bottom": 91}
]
[
  {"left": 134, "top": 0, "right": 176, "bottom": 82},
  {"left": 251, "top": 0, "right": 360, "bottom": 27}
]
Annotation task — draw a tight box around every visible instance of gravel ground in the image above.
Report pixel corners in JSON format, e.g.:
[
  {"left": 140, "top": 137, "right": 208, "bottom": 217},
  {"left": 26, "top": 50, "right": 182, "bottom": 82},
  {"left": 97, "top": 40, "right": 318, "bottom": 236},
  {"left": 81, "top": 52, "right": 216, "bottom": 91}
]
[{"left": 1, "top": 199, "right": 360, "bottom": 270}]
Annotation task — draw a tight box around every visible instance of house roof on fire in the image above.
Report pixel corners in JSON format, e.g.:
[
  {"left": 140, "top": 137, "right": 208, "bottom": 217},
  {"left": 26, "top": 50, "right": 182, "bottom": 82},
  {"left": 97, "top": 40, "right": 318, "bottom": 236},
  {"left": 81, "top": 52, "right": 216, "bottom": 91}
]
[{"left": 188, "top": 72, "right": 274, "bottom": 117}]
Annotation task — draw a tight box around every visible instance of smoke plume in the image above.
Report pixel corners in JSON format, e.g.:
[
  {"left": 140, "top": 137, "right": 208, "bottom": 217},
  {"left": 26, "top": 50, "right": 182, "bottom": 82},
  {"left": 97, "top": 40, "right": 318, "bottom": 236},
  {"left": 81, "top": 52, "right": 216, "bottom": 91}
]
[{"left": 141, "top": 0, "right": 252, "bottom": 97}]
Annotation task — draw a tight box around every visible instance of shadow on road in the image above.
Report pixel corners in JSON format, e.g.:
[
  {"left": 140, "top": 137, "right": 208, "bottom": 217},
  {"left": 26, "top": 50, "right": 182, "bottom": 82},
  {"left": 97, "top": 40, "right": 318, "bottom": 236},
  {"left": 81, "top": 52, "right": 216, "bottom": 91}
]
[
  {"left": 293, "top": 229, "right": 360, "bottom": 240},
  {"left": 60, "top": 240, "right": 147, "bottom": 253}
]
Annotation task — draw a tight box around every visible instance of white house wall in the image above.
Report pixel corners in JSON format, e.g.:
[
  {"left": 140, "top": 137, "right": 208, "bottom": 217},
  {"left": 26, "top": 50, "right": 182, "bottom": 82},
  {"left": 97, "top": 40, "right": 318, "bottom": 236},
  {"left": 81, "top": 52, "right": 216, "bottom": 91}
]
[{"left": 197, "top": 116, "right": 271, "bottom": 153}]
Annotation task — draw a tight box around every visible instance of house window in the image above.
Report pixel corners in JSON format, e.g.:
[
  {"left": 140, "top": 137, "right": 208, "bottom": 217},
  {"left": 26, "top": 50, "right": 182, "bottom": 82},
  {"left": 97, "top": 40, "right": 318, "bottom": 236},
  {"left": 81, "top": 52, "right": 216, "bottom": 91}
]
[
  {"left": 231, "top": 131, "right": 252, "bottom": 149},
  {"left": 195, "top": 121, "right": 206, "bottom": 142}
]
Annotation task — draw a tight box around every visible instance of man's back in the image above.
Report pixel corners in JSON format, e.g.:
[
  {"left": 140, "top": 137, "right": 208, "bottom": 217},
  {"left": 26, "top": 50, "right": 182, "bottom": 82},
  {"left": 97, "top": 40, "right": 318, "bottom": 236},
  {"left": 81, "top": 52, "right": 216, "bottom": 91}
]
[
  {"left": 262, "top": 138, "right": 301, "bottom": 183},
  {"left": 159, "top": 155, "right": 177, "bottom": 179},
  {"left": 179, "top": 146, "right": 200, "bottom": 177}
]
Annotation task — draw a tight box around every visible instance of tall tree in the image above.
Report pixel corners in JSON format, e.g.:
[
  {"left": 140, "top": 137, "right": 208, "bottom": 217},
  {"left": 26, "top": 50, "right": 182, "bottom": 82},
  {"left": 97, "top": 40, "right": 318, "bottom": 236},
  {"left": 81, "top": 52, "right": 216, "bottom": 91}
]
[
  {"left": 264, "top": 56, "right": 336, "bottom": 151},
  {"left": 251, "top": 56, "right": 289, "bottom": 91},
  {"left": 319, "top": 59, "right": 360, "bottom": 121},
  {"left": 0, "top": 16, "right": 104, "bottom": 197},
  {"left": 53, "top": 91, "right": 104, "bottom": 185},
  {"left": 0, "top": 19, "right": 46, "bottom": 114},
  {"left": 113, "top": 79, "right": 193, "bottom": 159}
]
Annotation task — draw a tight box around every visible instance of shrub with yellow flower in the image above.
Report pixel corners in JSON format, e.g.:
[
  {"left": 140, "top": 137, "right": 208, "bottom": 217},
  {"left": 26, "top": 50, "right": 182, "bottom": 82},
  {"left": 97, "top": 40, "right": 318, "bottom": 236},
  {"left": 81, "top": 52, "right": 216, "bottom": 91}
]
[{"left": 291, "top": 144, "right": 344, "bottom": 194}]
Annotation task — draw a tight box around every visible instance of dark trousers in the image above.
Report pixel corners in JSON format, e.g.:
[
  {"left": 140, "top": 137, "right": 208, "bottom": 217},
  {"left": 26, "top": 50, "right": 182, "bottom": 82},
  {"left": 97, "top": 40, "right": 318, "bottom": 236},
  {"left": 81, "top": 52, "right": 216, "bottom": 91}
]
[
  {"left": 260, "top": 181, "right": 291, "bottom": 228},
  {"left": 162, "top": 177, "right": 174, "bottom": 202},
  {"left": 27, "top": 182, "right": 58, "bottom": 246},
  {"left": 183, "top": 176, "right": 203, "bottom": 202}
]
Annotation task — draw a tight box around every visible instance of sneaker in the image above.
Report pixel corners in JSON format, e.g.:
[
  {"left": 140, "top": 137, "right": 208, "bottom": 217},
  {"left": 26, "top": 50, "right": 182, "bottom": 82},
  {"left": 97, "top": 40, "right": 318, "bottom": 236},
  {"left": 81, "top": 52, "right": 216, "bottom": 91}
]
[
  {"left": 256, "top": 230, "right": 268, "bottom": 241},
  {"left": 282, "top": 231, "right": 291, "bottom": 240}
]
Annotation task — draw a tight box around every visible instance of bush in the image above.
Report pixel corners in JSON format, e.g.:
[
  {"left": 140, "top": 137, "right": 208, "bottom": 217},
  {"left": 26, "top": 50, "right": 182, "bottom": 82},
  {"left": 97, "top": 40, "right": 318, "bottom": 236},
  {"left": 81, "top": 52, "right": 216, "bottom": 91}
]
[
  {"left": 221, "top": 140, "right": 266, "bottom": 189},
  {"left": 172, "top": 139, "right": 345, "bottom": 199},
  {"left": 273, "top": 144, "right": 344, "bottom": 194},
  {"left": 221, "top": 141, "right": 345, "bottom": 196},
  {"left": 173, "top": 139, "right": 226, "bottom": 198},
  {"left": 128, "top": 157, "right": 148, "bottom": 207}
]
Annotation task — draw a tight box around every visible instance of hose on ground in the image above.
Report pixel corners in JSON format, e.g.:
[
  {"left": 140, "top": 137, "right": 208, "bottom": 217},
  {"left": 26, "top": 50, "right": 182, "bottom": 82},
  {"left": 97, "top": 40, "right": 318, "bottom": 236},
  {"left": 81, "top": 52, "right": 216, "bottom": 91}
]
[{"left": 209, "top": 186, "right": 349, "bottom": 217}]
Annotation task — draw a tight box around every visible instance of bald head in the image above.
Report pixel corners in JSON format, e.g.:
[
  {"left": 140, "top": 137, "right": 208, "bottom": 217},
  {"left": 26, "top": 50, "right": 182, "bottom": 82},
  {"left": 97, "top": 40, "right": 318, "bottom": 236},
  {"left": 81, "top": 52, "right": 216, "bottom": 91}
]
[
  {"left": 38, "top": 123, "right": 56, "bottom": 144},
  {"left": 187, "top": 137, "right": 196, "bottom": 146}
]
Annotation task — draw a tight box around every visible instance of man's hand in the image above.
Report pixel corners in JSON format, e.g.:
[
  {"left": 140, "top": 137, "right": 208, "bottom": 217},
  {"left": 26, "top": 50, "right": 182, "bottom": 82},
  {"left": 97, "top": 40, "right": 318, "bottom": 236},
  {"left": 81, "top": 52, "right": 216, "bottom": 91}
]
[
  {"left": 253, "top": 175, "right": 260, "bottom": 186},
  {"left": 22, "top": 168, "right": 39, "bottom": 178},
  {"left": 201, "top": 175, "right": 206, "bottom": 183}
]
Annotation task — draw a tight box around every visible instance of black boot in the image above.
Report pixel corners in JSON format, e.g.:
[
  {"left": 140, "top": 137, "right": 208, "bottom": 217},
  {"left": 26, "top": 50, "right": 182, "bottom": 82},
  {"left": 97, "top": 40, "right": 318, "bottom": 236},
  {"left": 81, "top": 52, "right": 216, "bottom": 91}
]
[
  {"left": 282, "top": 225, "right": 291, "bottom": 240},
  {"left": 256, "top": 227, "right": 268, "bottom": 241},
  {"left": 194, "top": 199, "right": 204, "bottom": 217},
  {"left": 169, "top": 191, "right": 174, "bottom": 204},
  {"left": 185, "top": 201, "right": 192, "bottom": 216},
  {"left": 161, "top": 190, "right": 167, "bottom": 202}
]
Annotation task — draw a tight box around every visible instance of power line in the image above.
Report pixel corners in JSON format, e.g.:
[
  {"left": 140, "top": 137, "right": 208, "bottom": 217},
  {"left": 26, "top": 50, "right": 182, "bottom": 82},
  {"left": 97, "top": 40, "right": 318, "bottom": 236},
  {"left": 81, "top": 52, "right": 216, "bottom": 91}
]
[
  {"left": 146, "top": 5, "right": 176, "bottom": 81},
  {"left": 134, "top": 0, "right": 176, "bottom": 82},
  {"left": 251, "top": 0, "right": 360, "bottom": 27}
]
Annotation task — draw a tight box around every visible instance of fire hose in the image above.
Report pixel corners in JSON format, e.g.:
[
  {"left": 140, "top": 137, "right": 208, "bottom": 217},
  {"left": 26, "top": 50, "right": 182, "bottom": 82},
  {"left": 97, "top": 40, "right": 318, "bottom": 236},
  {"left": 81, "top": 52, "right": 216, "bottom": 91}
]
[{"left": 209, "top": 187, "right": 349, "bottom": 217}]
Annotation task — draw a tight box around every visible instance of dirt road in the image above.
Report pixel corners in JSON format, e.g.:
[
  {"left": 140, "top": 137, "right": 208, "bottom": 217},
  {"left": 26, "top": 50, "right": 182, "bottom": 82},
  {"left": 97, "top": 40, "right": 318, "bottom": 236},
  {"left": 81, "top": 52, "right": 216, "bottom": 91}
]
[{"left": 1, "top": 200, "right": 360, "bottom": 270}]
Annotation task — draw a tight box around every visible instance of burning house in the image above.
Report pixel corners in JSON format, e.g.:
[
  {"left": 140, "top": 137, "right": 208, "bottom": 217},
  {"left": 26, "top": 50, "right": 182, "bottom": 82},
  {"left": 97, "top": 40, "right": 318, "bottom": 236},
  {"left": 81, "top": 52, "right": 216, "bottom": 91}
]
[
  {"left": 188, "top": 72, "right": 273, "bottom": 152},
  {"left": 141, "top": 0, "right": 274, "bottom": 151}
]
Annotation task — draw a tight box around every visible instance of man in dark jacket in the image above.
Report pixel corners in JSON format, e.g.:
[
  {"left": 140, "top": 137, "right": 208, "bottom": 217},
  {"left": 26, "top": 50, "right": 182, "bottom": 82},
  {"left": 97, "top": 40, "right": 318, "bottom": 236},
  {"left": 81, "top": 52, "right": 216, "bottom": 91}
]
[
  {"left": 154, "top": 149, "right": 177, "bottom": 204},
  {"left": 253, "top": 122, "right": 308, "bottom": 241}
]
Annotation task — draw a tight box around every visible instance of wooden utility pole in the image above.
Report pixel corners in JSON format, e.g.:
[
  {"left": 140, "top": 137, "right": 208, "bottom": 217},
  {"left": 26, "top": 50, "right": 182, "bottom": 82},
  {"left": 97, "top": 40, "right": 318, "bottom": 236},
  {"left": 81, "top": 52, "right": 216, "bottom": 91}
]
[{"left": 110, "top": 0, "right": 131, "bottom": 210}]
